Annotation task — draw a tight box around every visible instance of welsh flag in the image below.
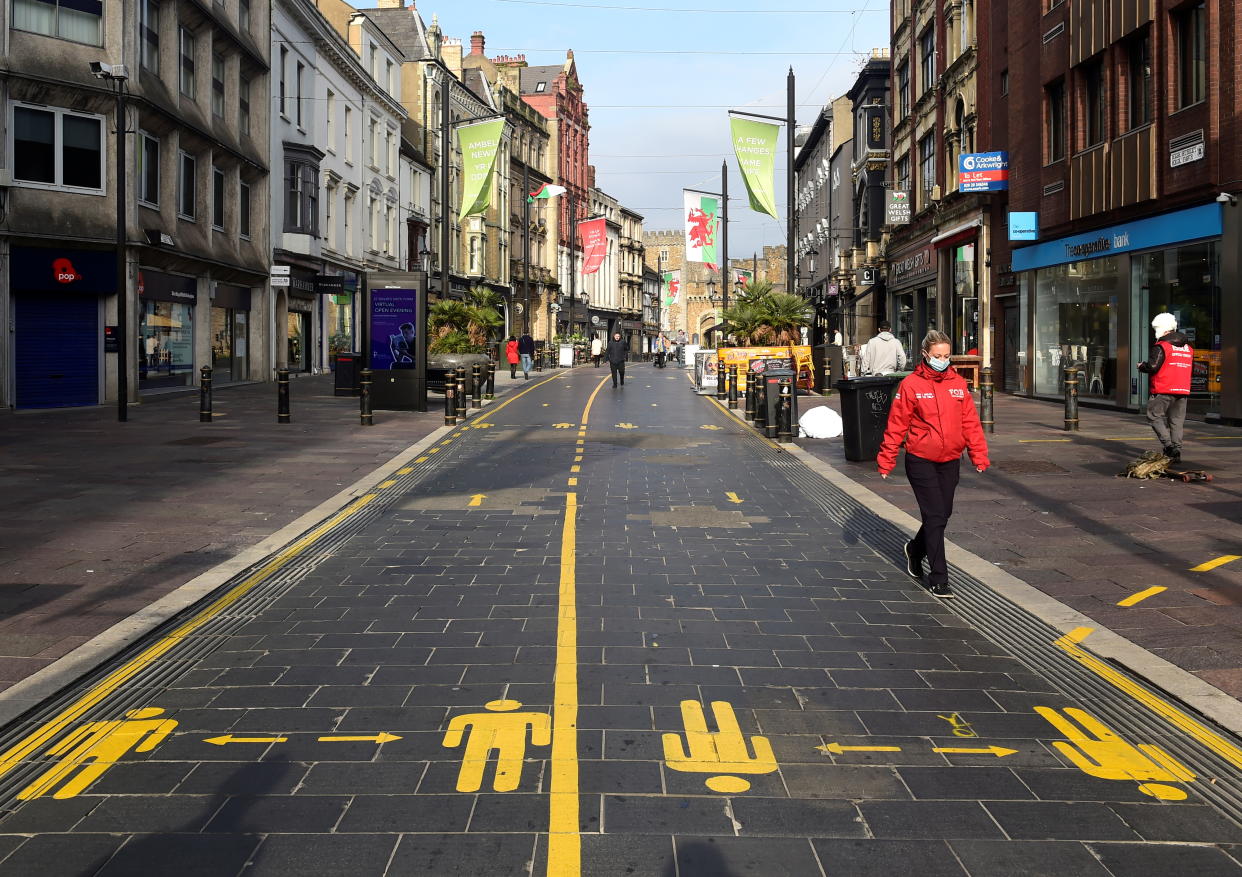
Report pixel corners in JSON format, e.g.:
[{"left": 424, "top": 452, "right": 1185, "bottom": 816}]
[{"left": 528, "top": 183, "right": 567, "bottom": 202}]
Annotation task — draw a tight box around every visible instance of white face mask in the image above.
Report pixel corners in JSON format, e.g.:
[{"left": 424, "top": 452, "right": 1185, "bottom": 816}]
[{"left": 926, "top": 356, "right": 951, "bottom": 372}]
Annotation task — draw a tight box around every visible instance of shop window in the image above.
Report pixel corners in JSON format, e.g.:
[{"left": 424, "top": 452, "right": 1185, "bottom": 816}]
[
  {"left": 178, "top": 151, "right": 196, "bottom": 218},
  {"left": 1176, "top": 2, "right": 1206, "bottom": 108},
  {"left": 212, "top": 54, "right": 225, "bottom": 118},
  {"left": 1046, "top": 79, "right": 1065, "bottom": 162},
  {"left": 139, "top": 133, "right": 159, "bottom": 206},
  {"left": 11, "top": 105, "right": 103, "bottom": 192},
  {"left": 1032, "top": 258, "right": 1122, "bottom": 399},
  {"left": 239, "top": 180, "right": 251, "bottom": 239},
  {"left": 284, "top": 159, "right": 319, "bottom": 235},
  {"left": 919, "top": 26, "right": 935, "bottom": 94},
  {"left": 140, "top": 0, "right": 159, "bottom": 72},
  {"left": 141, "top": 300, "right": 195, "bottom": 389},
  {"left": 179, "top": 27, "right": 195, "bottom": 97},
  {"left": 212, "top": 166, "right": 225, "bottom": 230},
  {"left": 13, "top": 0, "right": 101, "bottom": 44},
  {"left": 1127, "top": 29, "right": 1152, "bottom": 128}
]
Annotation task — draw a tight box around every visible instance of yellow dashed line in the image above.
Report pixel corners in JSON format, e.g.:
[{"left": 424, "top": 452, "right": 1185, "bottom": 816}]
[
  {"left": 377, "top": 480, "right": 398, "bottom": 489},
  {"left": 415, "top": 457, "right": 429, "bottom": 463},
  {"left": 397, "top": 467, "right": 414, "bottom": 474},
  {"left": 567, "top": 477, "right": 578, "bottom": 486},
  {"left": 1117, "top": 586, "right": 1166, "bottom": 606},
  {"left": 570, "top": 465, "right": 581, "bottom": 473},
  {"left": 1192, "top": 555, "right": 1241, "bottom": 572}
]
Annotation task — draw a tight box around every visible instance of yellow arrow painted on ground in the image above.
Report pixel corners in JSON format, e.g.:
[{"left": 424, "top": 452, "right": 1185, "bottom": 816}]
[
  {"left": 932, "top": 746, "right": 1018, "bottom": 757},
  {"left": 468, "top": 494, "right": 485, "bottom": 507},
  {"left": 204, "top": 735, "right": 288, "bottom": 746},
  {"left": 817, "top": 743, "right": 903, "bottom": 754},
  {"left": 725, "top": 492, "right": 743, "bottom": 504},
  {"left": 553, "top": 422, "right": 575, "bottom": 429},
  {"left": 317, "top": 733, "right": 402, "bottom": 743},
  {"left": 616, "top": 423, "right": 638, "bottom": 429},
  {"left": 700, "top": 424, "right": 723, "bottom": 431}
]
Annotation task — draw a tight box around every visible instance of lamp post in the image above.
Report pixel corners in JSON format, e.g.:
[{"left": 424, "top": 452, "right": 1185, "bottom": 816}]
[
  {"left": 91, "top": 61, "right": 130, "bottom": 422},
  {"left": 707, "top": 279, "right": 719, "bottom": 346}
]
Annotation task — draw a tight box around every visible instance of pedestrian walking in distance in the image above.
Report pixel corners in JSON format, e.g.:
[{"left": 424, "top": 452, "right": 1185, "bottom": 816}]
[
  {"left": 859, "top": 321, "right": 907, "bottom": 375},
  {"left": 591, "top": 335, "right": 604, "bottom": 368},
  {"left": 876, "top": 330, "right": 989, "bottom": 599},
  {"left": 505, "top": 335, "right": 520, "bottom": 380},
  {"left": 606, "top": 332, "right": 628, "bottom": 388},
  {"left": 1138, "top": 312, "right": 1193, "bottom": 464},
  {"left": 655, "top": 334, "right": 668, "bottom": 369},
  {"left": 517, "top": 332, "right": 535, "bottom": 379}
]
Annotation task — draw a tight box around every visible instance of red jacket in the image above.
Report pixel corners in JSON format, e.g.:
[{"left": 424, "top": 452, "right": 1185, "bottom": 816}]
[
  {"left": 876, "top": 362, "right": 990, "bottom": 475},
  {"left": 506, "top": 340, "right": 520, "bottom": 364}
]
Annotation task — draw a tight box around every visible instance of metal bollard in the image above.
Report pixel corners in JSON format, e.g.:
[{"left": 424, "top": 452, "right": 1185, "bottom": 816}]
[
  {"left": 755, "top": 377, "right": 768, "bottom": 432},
  {"left": 728, "top": 364, "right": 739, "bottom": 409},
  {"left": 980, "top": 366, "right": 994, "bottom": 434},
  {"left": 822, "top": 356, "right": 833, "bottom": 397},
  {"left": 360, "top": 368, "right": 373, "bottom": 426},
  {"left": 1063, "top": 366, "right": 1079, "bottom": 431},
  {"left": 777, "top": 376, "right": 794, "bottom": 443},
  {"left": 455, "top": 366, "right": 468, "bottom": 423},
  {"left": 444, "top": 382, "right": 456, "bottom": 426},
  {"left": 744, "top": 372, "right": 757, "bottom": 423},
  {"left": 277, "top": 368, "right": 290, "bottom": 423},
  {"left": 470, "top": 363, "right": 483, "bottom": 409},
  {"left": 199, "top": 365, "right": 213, "bottom": 423},
  {"left": 484, "top": 362, "right": 495, "bottom": 400},
  {"left": 716, "top": 360, "right": 727, "bottom": 401}
]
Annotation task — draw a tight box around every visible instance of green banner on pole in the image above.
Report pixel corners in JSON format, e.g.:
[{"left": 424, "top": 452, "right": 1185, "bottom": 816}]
[
  {"left": 458, "top": 119, "right": 505, "bottom": 219},
  {"left": 729, "top": 117, "right": 780, "bottom": 219}
]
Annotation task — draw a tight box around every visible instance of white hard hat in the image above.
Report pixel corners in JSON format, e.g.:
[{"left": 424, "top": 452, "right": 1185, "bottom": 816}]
[{"left": 1151, "top": 313, "right": 1177, "bottom": 334}]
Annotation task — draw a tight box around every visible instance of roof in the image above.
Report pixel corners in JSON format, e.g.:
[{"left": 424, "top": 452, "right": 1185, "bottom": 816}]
[
  {"left": 462, "top": 68, "right": 491, "bottom": 104},
  {"left": 520, "top": 65, "right": 562, "bottom": 95},
  {"left": 360, "top": 7, "right": 429, "bottom": 61}
]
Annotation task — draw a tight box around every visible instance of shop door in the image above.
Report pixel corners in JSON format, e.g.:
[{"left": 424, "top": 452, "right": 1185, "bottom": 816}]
[
  {"left": 1002, "top": 300, "right": 1020, "bottom": 393},
  {"left": 14, "top": 293, "right": 99, "bottom": 408},
  {"left": 287, "top": 312, "right": 310, "bottom": 372}
]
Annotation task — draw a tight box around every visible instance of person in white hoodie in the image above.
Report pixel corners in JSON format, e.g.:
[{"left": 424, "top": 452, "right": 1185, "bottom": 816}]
[{"left": 859, "top": 321, "right": 907, "bottom": 375}]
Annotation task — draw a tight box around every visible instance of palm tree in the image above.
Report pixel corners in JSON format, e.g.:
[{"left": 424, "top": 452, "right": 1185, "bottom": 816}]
[
  {"left": 760, "top": 292, "right": 813, "bottom": 345},
  {"left": 735, "top": 279, "right": 775, "bottom": 303},
  {"left": 720, "top": 300, "right": 771, "bottom": 346},
  {"left": 428, "top": 292, "right": 503, "bottom": 353}
]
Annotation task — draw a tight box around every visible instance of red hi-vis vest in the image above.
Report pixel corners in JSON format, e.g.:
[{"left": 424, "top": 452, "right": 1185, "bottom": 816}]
[{"left": 1151, "top": 339, "right": 1193, "bottom": 395}]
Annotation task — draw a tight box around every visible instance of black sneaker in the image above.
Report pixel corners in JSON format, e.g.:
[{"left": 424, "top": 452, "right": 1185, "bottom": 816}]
[
  {"left": 929, "top": 582, "right": 954, "bottom": 599},
  {"left": 1167, "top": 450, "right": 1182, "bottom": 465},
  {"left": 903, "top": 541, "right": 923, "bottom": 579}
]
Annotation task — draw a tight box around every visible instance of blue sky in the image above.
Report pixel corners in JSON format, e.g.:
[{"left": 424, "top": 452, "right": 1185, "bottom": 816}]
[{"left": 425, "top": 0, "right": 891, "bottom": 255}]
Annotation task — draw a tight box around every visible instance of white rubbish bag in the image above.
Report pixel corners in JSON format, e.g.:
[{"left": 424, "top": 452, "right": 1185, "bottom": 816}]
[{"left": 799, "top": 405, "right": 843, "bottom": 439}]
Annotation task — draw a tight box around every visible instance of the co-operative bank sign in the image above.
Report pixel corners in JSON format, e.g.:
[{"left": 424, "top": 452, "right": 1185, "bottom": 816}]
[{"left": 958, "top": 152, "right": 1009, "bottom": 192}]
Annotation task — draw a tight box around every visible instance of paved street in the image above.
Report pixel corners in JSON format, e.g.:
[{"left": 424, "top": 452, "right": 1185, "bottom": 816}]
[{"left": 2, "top": 366, "right": 1242, "bottom": 876}]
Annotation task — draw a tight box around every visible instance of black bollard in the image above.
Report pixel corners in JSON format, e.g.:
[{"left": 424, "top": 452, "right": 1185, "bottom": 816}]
[
  {"left": 535, "top": 349, "right": 544, "bottom": 372},
  {"left": 728, "top": 364, "right": 739, "bottom": 410},
  {"left": 444, "top": 383, "right": 456, "bottom": 426},
  {"left": 484, "top": 362, "right": 495, "bottom": 400},
  {"left": 755, "top": 376, "right": 768, "bottom": 432},
  {"left": 1063, "top": 366, "right": 1079, "bottom": 431},
  {"left": 277, "top": 368, "right": 290, "bottom": 423},
  {"left": 455, "top": 366, "right": 467, "bottom": 423},
  {"left": 199, "top": 365, "right": 213, "bottom": 423},
  {"left": 470, "top": 363, "right": 483, "bottom": 409},
  {"left": 360, "top": 368, "right": 373, "bottom": 426},
  {"left": 744, "top": 371, "right": 757, "bottom": 423},
  {"left": 821, "top": 355, "right": 833, "bottom": 397},
  {"left": 980, "top": 366, "right": 994, "bottom": 434},
  {"left": 716, "top": 360, "right": 727, "bottom": 401},
  {"left": 777, "top": 376, "right": 794, "bottom": 443}
]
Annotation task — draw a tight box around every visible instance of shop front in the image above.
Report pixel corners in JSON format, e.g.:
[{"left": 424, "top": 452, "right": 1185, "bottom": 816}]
[
  {"left": 139, "top": 269, "right": 197, "bottom": 392},
  {"left": 1012, "top": 202, "right": 1224, "bottom": 415},
  {"left": 886, "top": 234, "right": 938, "bottom": 361},
  {"left": 933, "top": 221, "right": 982, "bottom": 356},
  {"left": 319, "top": 271, "right": 358, "bottom": 367},
  {"left": 10, "top": 246, "right": 113, "bottom": 409},
  {"left": 286, "top": 270, "right": 318, "bottom": 373},
  {"left": 211, "top": 284, "right": 252, "bottom": 384}
]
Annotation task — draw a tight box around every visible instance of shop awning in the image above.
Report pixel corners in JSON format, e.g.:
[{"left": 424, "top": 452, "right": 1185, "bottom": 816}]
[{"left": 932, "top": 218, "right": 981, "bottom": 250}]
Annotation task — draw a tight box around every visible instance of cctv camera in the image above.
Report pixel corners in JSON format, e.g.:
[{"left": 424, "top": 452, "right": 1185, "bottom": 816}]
[
  {"left": 1216, "top": 192, "right": 1238, "bottom": 205},
  {"left": 89, "top": 61, "right": 109, "bottom": 78}
]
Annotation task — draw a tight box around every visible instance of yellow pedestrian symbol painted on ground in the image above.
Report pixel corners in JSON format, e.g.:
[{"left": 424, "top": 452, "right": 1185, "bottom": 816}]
[
  {"left": 700, "top": 424, "right": 723, "bottom": 431},
  {"left": 938, "top": 712, "right": 978, "bottom": 737},
  {"left": 663, "top": 700, "right": 777, "bottom": 793},
  {"left": 18, "top": 708, "right": 177, "bottom": 800},
  {"left": 553, "top": 422, "right": 575, "bottom": 429},
  {"left": 616, "top": 423, "right": 638, "bottom": 429},
  {"left": 468, "top": 493, "right": 486, "bottom": 507},
  {"left": 441, "top": 699, "right": 551, "bottom": 793},
  {"left": 1035, "top": 706, "right": 1195, "bottom": 800}
]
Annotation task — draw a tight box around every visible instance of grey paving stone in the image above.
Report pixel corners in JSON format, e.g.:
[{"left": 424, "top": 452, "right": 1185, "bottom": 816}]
[
  {"left": 244, "top": 834, "right": 398, "bottom": 877},
  {"left": 949, "top": 839, "right": 1111, "bottom": 876},
  {"left": 812, "top": 839, "right": 967, "bottom": 877},
  {"left": 388, "top": 833, "right": 537, "bottom": 876},
  {"left": 603, "top": 795, "right": 738, "bottom": 835},
  {"left": 1088, "top": 842, "right": 1242, "bottom": 877},
  {"left": 983, "top": 801, "right": 1140, "bottom": 841},
  {"left": 1106, "top": 802, "right": 1242, "bottom": 843},
  {"left": 729, "top": 797, "right": 866, "bottom": 838},
  {"left": 297, "top": 762, "right": 427, "bottom": 795},
  {"left": 468, "top": 793, "right": 550, "bottom": 832},
  {"left": 580, "top": 760, "right": 663, "bottom": 794},
  {"left": 0, "top": 797, "right": 98, "bottom": 834},
  {"left": 76, "top": 794, "right": 220, "bottom": 833},
  {"left": 176, "top": 761, "right": 309, "bottom": 795},
  {"left": 1012, "top": 769, "right": 1154, "bottom": 804},
  {"left": 96, "top": 833, "right": 259, "bottom": 877},
  {"left": 0, "top": 834, "right": 119, "bottom": 877},
  {"left": 204, "top": 795, "right": 349, "bottom": 833},
  {"left": 858, "top": 800, "right": 1005, "bottom": 839},
  {"left": 673, "top": 836, "right": 824, "bottom": 876},
  {"left": 779, "top": 765, "right": 912, "bottom": 800},
  {"left": 581, "top": 834, "right": 675, "bottom": 877},
  {"left": 897, "top": 767, "right": 1035, "bottom": 801}
]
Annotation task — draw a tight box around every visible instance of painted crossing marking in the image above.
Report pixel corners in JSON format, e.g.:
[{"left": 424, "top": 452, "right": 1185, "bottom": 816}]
[
  {"left": 1117, "top": 586, "right": 1167, "bottom": 606},
  {"left": 377, "top": 480, "right": 398, "bottom": 489},
  {"left": 817, "top": 743, "right": 901, "bottom": 755},
  {"left": 1191, "top": 555, "right": 1240, "bottom": 573},
  {"left": 932, "top": 746, "right": 1017, "bottom": 757},
  {"left": 1018, "top": 439, "right": 1072, "bottom": 443},
  {"left": 205, "top": 735, "right": 289, "bottom": 746},
  {"left": 318, "top": 733, "right": 401, "bottom": 743},
  {"left": 468, "top": 494, "right": 486, "bottom": 507}
]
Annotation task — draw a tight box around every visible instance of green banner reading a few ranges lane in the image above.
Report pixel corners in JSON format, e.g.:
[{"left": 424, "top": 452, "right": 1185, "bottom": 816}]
[
  {"left": 730, "top": 117, "right": 780, "bottom": 219},
  {"left": 458, "top": 119, "right": 506, "bottom": 219}
]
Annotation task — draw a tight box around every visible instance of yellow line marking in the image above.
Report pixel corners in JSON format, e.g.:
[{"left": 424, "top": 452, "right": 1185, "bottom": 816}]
[
  {"left": 415, "top": 457, "right": 429, "bottom": 463},
  {"left": 204, "top": 735, "right": 288, "bottom": 746},
  {"left": 440, "top": 440, "right": 453, "bottom": 446},
  {"left": 1019, "top": 439, "right": 1072, "bottom": 443},
  {"left": 377, "top": 480, "right": 398, "bottom": 489},
  {"left": 429, "top": 448, "right": 440, "bottom": 454},
  {"left": 1104, "top": 437, "right": 1159, "bottom": 441},
  {"left": 397, "top": 467, "right": 414, "bottom": 474},
  {"left": 705, "top": 394, "right": 782, "bottom": 451},
  {"left": 817, "top": 743, "right": 902, "bottom": 754},
  {"left": 1053, "top": 627, "right": 1242, "bottom": 769},
  {"left": 567, "top": 477, "right": 578, "bottom": 486},
  {"left": 318, "top": 733, "right": 401, "bottom": 743},
  {"left": 574, "top": 455, "right": 583, "bottom": 462},
  {"left": 1192, "top": 555, "right": 1241, "bottom": 572},
  {"left": 1191, "top": 436, "right": 1242, "bottom": 440},
  {"left": 468, "top": 494, "right": 486, "bottom": 507},
  {"left": 1117, "top": 586, "right": 1167, "bottom": 606},
  {"left": 570, "top": 465, "right": 581, "bottom": 473},
  {"left": 932, "top": 746, "right": 1018, "bottom": 757},
  {"left": 478, "top": 371, "right": 567, "bottom": 422},
  {"left": 0, "top": 494, "right": 377, "bottom": 784}
]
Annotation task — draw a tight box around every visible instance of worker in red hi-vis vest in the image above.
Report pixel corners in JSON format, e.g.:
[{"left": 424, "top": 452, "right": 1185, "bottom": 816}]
[{"left": 1137, "top": 312, "right": 1193, "bottom": 465}]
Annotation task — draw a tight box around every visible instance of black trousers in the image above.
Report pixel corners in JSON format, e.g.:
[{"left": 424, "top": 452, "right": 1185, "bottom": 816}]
[
  {"left": 904, "top": 453, "right": 961, "bottom": 586},
  {"left": 610, "top": 361, "right": 625, "bottom": 386}
]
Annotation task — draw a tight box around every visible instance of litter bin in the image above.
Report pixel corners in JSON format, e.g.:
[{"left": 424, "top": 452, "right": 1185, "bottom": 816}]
[
  {"left": 334, "top": 352, "right": 361, "bottom": 396},
  {"left": 762, "top": 368, "right": 797, "bottom": 436},
  {"left": 835, "top": 374, "right": 903, "bottom": 462}
]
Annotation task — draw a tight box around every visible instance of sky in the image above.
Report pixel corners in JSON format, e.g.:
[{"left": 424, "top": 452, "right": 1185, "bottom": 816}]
[{"left": 424, "top": 0, "right": 892, "bottom": 256}]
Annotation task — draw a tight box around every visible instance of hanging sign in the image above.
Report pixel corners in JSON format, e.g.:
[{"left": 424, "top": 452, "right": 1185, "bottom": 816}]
[
  {"left": 579, "top": 217, "right": 607, "bottom": 275},
  {"left": 458, "top": 119, "right": 506, "bottom": 219},
  {"left": 683, "top": 189, "right": 720, "bottom": 269},
  {"left": 730, "top": 117, "right": 780, "bottom": 219},
  {"left": 958, "top": 151, "right": 1010, "bottom": 192}
]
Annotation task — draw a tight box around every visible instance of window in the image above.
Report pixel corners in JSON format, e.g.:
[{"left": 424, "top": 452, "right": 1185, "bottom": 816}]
[
  {"left": 178, "top": 151, "right": 196, "bottom": 218},
  {"left": 1127, "top": 29, "right": 1151, "bottom": 129},
  {"left": 12, "top": 105, "right": 103, "bottom": 191},
  {"left": 895, "top": 153, "right": 911, "bottom": 193},
  {"left": 284, "top": 159, "right": 319, "bottom": 235},
  {"left": 325, "top": 182, "right": 336, "bottom": 249},
  {"left": 386, "top": 59, "right": 395, "bottom": 96},
  {"left": 368, "top": 117, "right": 379, "bottom": 168},
  {"left": 325, "top": 91, "right": 335, "bottom": 151},
  {"left": 239, "top": 76, "right": 251, "bottom": 135},
  {"left": 386, "top": 129, "right": 395, "bottom": 175},
  {"left": 212, "top": 55, "right": 225, "bottom": 117},
  {"left": 139, "top": 133, "right": 159, "bottom": 206},
  {"left": 659, "top": 248, "right": 669, "bottom": 262},
  {"left": 279, "top": 46, "right": 288, "bottom": 116},
  {"left": 239, "top": 180, "right": 251, "bottom": 239},
  {"left": 469, "top": 235, "right": 481, "bottom": 273},
  {"left": 1000, "top": 69, "right": 1008, "bottom": 96},
  {"left": 918, "top": 133, "right": 935, "bottom": 196},
  {"left": 369, "top": 45, "right": 378, "bottom": 79},
  {"left": 919, "top": 26, "right": 936, "bottom": 93},
  {"left": 369, "top": 196, "right": 381, "bottom": 251},
  {"left": 212, "top": 167, "right": 225, "bottom": 229},
  {"left": 344, "top": 191, "right": 355, "bottom": 254},
  {"left": 295, "top": 61, "right": 304, "bottom": 127},
  {"left": 1082, "top": 58, "right": 1105, "bottom": 146},
  {"left": 344, "top": 106, "right": 353, "bottom": 162},
  {"left": 239, "top": 0, "right": 250, "bottom": 32},
  {"left": 12, "top": 0, "right": 101, "bottom": 44},
  {"left": 1176, "top": 2, "right": 1206, "bottom": 108},
  {"left": 896, "top": 62, "right": 910, "bottom": 117},
  {"left": 179, "top": 28, "right": 195, "bottom": 97},
  {"left": 535, "top": 81, "right": 547, "bottom": 93},
  {"left": 1046, "top": 79, "right": 1065, "bottom": 161},
  {"left": 141, "top": 0, "right": 159, "bottom": 72}
]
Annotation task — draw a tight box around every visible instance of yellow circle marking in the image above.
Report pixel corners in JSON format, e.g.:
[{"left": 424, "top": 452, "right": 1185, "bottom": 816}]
[
  {"left": 485, "top": 699, "right": 522, "bottom": 712},
  {"left": 705, "top": 775, "right": 750, "bottom": 793},
  {"left": 1137, "top": 783, "right": 1188, "bottom": 801}
]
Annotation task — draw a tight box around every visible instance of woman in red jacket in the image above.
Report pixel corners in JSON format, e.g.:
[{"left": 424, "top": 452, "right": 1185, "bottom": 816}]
[
  {"left": 876, "top": 330, "right": 990, "bottom": 598},
  {"left": 505, "top": 335, "right": 520, "bottom": 379}
]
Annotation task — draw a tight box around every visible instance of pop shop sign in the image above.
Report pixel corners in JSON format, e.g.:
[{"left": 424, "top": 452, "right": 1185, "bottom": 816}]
[{"left": 958, "top": 151, "right": 1009, "bottom": 193}]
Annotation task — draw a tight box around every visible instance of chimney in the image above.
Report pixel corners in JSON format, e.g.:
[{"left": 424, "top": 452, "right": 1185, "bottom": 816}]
[{"left": 470, "top": 31, "right": 485, "bottom": 56}]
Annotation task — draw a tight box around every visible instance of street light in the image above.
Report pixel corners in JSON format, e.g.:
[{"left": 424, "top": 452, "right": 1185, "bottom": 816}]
[{"left": 92, "top": 60, "right": 130, "bottom": 422}]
